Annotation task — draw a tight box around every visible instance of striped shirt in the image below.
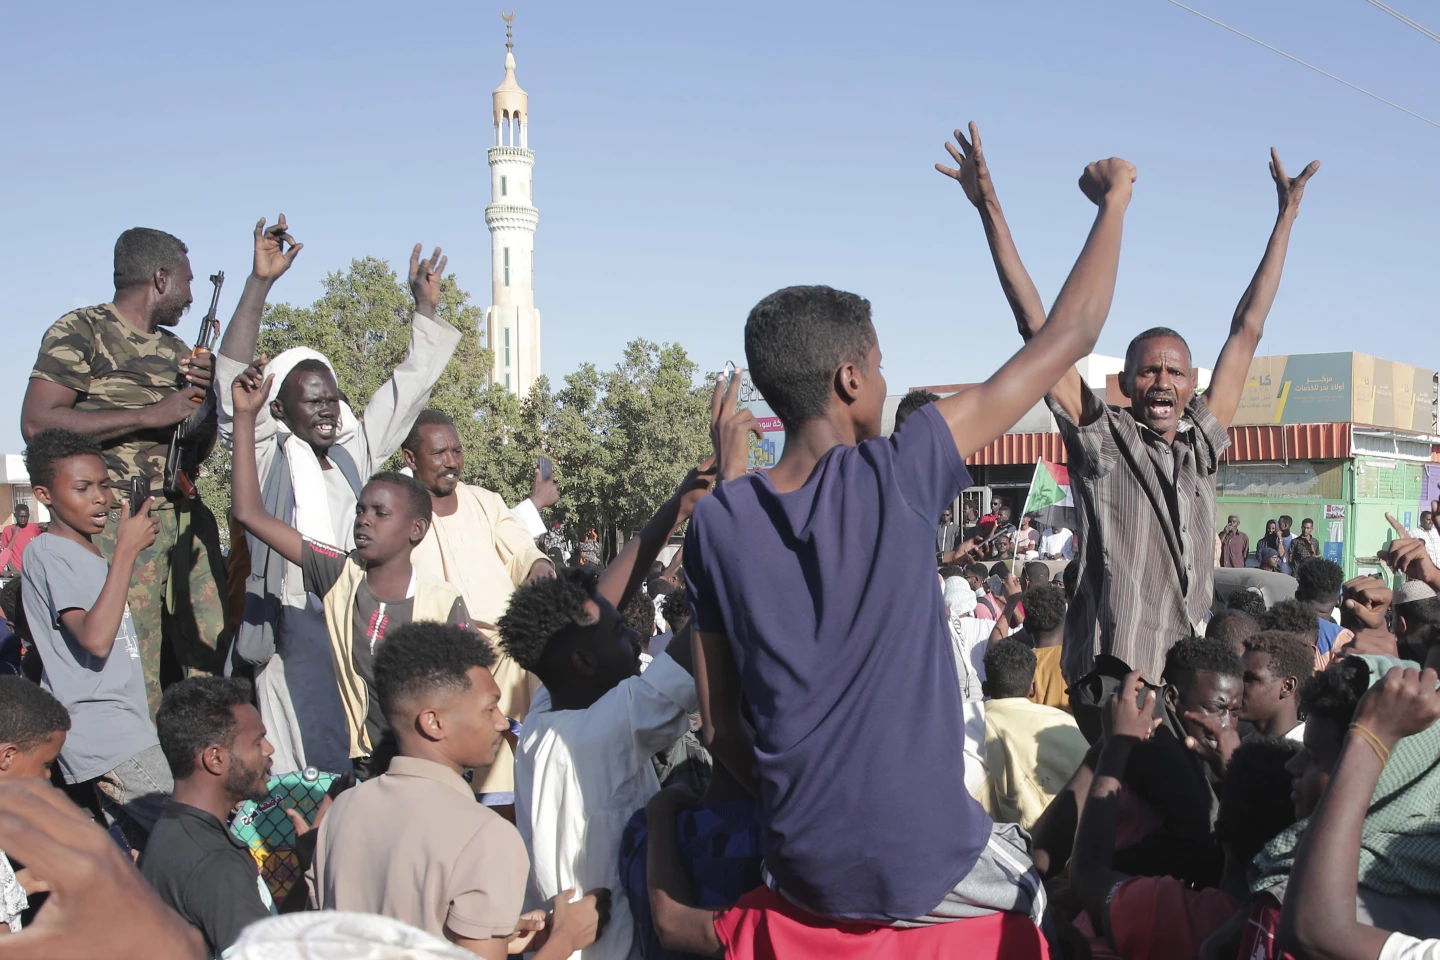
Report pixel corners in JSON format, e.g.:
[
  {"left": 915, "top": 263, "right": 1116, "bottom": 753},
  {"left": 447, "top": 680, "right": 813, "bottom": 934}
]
[{"left": 1048, "top": 386, "right": 1231, "bottom": 683}]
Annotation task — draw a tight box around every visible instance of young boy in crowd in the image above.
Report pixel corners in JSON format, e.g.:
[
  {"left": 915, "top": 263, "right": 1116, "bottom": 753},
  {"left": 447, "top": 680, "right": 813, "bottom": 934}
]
[
  {"left": 1012, "top": 583, "right": 1069, "bottom": 711},
  {"left": 1070, "top": 670, "right": 1297, "bottom": 960},
  {"left": 20, "top": 428, "right": 171, "bottom": 849},
  {"left": 1261, "top": 598, "right": 1330, "bottom": 672},
  {"left": 229, "top": 372, "right": 467, "bottom": 778},
  {"left": 499, "top": 459, "right": 714, "bottom": 960},
  {"left": 685, "top": 151, "right": 1135, "bottom": 933},
  {"left": 1294, "top": 557, "right": 1350, "bottom": 659},
  {"left": 0, "top": 676, "right": 70, "bottom": 933},
  {"left": 978, "top": 639, "right": 1089, "bottom": 830},
  {"left": 140, "top": 678, "right": 277, "bottom": 957},
  {"left": 309, "top": 622, "right": 605, "bottom": 959},
  {"left": 1239, "top": 631, "right": 1313, "bottom": 742}
]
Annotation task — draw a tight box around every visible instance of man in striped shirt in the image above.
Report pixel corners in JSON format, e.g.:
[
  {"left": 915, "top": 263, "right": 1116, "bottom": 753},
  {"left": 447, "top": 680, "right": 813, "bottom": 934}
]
[{"left": 951, "top": 124, "right": 1320, "bottom": 683}]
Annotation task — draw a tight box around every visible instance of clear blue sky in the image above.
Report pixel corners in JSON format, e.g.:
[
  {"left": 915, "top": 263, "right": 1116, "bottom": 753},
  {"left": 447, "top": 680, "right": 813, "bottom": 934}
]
[{"left": 3, "top": 0, "right": 1437, "bottom": 454}]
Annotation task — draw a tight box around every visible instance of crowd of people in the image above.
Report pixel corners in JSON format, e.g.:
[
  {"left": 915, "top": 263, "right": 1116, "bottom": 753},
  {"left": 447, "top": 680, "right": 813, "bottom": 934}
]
[{"left": 2, "top": 122, "right": 1440, "bottom": 960}]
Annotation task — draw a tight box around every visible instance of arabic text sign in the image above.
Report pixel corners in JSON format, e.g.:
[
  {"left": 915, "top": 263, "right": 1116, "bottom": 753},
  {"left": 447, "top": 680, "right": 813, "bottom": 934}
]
[{"left": 1233, "top": 353, "right": 1436, "bottom": 430}]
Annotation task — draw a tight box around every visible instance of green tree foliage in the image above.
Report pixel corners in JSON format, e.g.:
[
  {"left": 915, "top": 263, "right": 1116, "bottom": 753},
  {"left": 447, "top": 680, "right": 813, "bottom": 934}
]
[{"left": 196, "top": 258, "right": 710, "bottom": 552}]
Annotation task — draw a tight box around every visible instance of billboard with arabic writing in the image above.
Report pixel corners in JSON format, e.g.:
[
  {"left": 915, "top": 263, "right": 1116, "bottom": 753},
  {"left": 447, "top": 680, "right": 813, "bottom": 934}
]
[
  {"left": 1232, "top": 353, "right": 1435, "bottom": 432},
  {"left": 738, "top": 370, "right": 786, "bottom": 471}
]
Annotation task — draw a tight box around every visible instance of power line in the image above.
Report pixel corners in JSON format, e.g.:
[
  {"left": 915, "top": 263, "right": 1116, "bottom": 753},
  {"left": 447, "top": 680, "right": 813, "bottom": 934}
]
[
  {"left": 1163, "top": 0, "right": 1440, "bottom": 130},
  {"left": 1364, "top": 0, "right": 1440, "bottom": 44}
]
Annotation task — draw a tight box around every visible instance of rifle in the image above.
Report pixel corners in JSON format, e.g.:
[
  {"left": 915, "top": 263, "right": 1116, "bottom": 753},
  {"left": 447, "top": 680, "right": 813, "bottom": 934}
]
[{"left": 164, "top": 271, "right": 224, "bottom": 499}]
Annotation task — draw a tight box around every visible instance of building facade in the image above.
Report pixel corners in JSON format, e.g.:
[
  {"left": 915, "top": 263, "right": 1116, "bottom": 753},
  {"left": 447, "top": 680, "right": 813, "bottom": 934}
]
[{"left": 485, "top": 13, "right": 541, "bottom": 395}]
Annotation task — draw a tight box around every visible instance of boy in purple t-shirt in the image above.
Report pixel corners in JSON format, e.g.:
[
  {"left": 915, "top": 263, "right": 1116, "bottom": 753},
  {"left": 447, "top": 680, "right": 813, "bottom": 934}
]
[{"left": 685, "top": 134, "right": 1136, "bottom": 927}]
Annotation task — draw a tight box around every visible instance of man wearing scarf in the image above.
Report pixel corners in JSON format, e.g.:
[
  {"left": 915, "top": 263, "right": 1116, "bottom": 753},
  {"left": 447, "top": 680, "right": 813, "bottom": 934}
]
[{"left": 214, "top": 222, "right": 461, "bottom": 775}]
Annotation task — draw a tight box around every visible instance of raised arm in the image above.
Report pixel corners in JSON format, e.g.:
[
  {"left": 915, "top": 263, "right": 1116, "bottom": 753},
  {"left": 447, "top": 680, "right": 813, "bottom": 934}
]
[
  {"left": 1072, "top": 672, "right": 1159, "bottom": 932},
  {"left": 1202, "top": 151, "right": 1320, "bottom": 428},
  {"left": 1280, "top": 667, "right": 1440, "bottom": 960},
  {"left": 595, "top": 459, "right": 715, "bottom": 612},
  {"left": 934, "top": 157, "right": 1135, "bottom": 457},
  {"left": 229, "top": 371, "right": 304, "bottom": 567},
  {"left": 217, "top": 215, "right": 303, "bottom": 364},
  {"left": 937, "top": 123, "right": 1084, "bottom": 422},
  {"left": 354, "top": 245, "right": 464, "bottom": 471}
]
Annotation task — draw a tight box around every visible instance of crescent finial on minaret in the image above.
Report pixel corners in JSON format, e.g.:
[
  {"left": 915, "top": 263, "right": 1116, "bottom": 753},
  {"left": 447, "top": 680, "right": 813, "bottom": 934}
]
[{"left": 503, "top": 10, "right": 515, "bottom": 51}]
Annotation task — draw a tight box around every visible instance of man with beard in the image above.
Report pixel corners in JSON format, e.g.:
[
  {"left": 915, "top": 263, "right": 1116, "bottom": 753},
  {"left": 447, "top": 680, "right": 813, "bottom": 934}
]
[
  {"left": 401, "top": 409, "right": 554, "bottom": 815},
  {"left": 942, "top": 121, "right": 1320, "bottom": 683},
  {"left": 23, "top": 227, "right": 228, "bottom": 716},
  {"left": 215, "top": 219, "right": 462, "bottom": 777},
  {"left": 141, "top": 677, "right": 277, "bottom": 957}
]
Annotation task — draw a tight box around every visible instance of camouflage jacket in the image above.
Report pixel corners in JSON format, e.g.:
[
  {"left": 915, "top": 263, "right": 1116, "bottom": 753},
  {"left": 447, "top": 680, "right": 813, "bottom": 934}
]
[{"left": 30, "top": 303, "right": 190, "bottom": 489}]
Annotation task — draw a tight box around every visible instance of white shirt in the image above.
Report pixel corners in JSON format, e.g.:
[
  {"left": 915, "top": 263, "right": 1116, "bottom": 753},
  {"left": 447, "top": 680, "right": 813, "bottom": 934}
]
[
  {"left": 1411, "top": 527, "right": 1440, "bottom": 568},
  {"left": 1041, "top": 527, "right": 1074, "bottom": 560},
  {"left": 1381, "top": 933, "right": 1440, "bottom": 960},
  {"left": 515, "top": 655, "right": 698, "bottom": 960},
  {"left": 948, "top": 616, "right": 990, "bottom": 702}
]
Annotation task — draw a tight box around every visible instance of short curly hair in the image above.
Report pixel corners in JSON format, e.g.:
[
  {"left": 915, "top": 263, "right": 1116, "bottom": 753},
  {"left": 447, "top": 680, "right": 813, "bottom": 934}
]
[
  {"left": 984, "top": 639, "right": 1037, "bottom": 699},
  {"left": 498, "top": 566, "right": 599, "bottom": 673},
  {"left": 1206, "top": 609, "right": 1258, "bottom": 654},
  {"left": 24, "top": 428, "right": 104, "bottom": 491},
  {"left": 1243, "top": 630, "right": 1315, "bottom": 685},
  {"left": 1019, "top": 583, "right": 1065, "bottom": 634},
  {"left": 1164, "top": 635, "right": 1243, "bottom": 686},
  {"left": 662, "top": 590, "right": 690, "bottom": 629},
  {"left": 365, "top": 471, "right": 433, "bottom": 526},
  {"left": 1226, "top": 588, "right": 1268, "bottom": 620},
  {"left": 400, "top": 408, "right": 456, "bottom": 455},
  {"left": 894, "top": 390, "right": 939, "bottom": 430},
  {"left": 0, "top": 676, "right": 70, "bottom": 751},
  {"left": 156, "top": 677, "right": 254, "bottom": 780},
  {"left": 1295, "top": 558, "right": 1344, "bottom": 604},
  {"left": 622, "top": 592, "right": 655, "bottom": 639},
  {"left": 1299, "top": 658, "right": 1368, "bottom": 730},
  {"left": 374, "top": 621, "right": 497, "bottom": 720},
  {"left": 1259, "top": 599, "right": 1319, "bottom": 643}
]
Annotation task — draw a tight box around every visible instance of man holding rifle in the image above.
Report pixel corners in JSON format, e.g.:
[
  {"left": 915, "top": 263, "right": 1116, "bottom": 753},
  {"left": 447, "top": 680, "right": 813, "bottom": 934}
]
[{"left": 22, "top": 227, "right": 232, "bottom": 715}]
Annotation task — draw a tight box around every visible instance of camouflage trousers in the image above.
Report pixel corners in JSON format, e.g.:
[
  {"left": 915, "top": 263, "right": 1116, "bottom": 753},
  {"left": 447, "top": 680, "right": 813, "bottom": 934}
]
[{"left": 98, "top": 495, "right": 232, "bottom": 718}]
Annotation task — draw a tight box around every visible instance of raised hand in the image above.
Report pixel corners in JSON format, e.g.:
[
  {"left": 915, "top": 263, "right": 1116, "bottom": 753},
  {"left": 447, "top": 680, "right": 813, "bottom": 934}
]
[
  {"left": 1381, "top": 508, "right": 1440, "bottom": 590},
  {"left": 1078, "top": 158, "right": 1137, "bottom": 207},
  {"left": 0, "top": 779, "right": 206, "bottom": 960},
  {"left": 530, "top": 465, "right": 560, "bottom": 510},
  {"left": 1352, "top": 666, "right": 1440, "bottom": 750},
  {"left": 710, "top": 368, "right": 764, "bottom": 482},
  {"left": 409, "top": 244, "right": 448, "bottom": 318},
  {"left": 676, "top": 455, "right": 718, "bottom": 521},
  {"left": 935, "top": 121, "right": 995, "bottom": 209},
  {"left": 232, "top": 372, "right": 274, "bottom": 420},
  {"left": 253, "top": 214, "right": 303, "bottom": 282},
  {"left": 1270, "top": 149, "right": 1320, "bottom": 218},
  {"left": 1103, "top": 670, "right": 1162, "bottom": 742},
  {"left": 1341, "top": 575, "right": 1392, "bottom": 632}
]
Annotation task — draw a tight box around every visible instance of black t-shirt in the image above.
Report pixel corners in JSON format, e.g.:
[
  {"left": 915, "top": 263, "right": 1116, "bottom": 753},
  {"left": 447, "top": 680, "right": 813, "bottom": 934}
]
[
  {"left": 299, "top": 539, "right": 470, "bottom": 752},
  {"left": 138, "top": 800, "right": 273, "bottom": 955}
]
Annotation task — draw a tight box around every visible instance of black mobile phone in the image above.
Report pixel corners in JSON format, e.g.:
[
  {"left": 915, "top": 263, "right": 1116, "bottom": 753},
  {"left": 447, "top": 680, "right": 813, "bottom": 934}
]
[
  {"left": 129, "top": 476, "right": 150, "bottom": 517},
  {"left": 538, "top": 455, "right": 554, "bottom": 482}
]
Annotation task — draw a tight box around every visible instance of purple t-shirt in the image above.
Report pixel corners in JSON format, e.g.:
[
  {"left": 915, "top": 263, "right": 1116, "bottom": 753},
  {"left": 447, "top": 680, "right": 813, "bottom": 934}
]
[{"left": 684, "top": 402, "right": 990, "bottom": 921}]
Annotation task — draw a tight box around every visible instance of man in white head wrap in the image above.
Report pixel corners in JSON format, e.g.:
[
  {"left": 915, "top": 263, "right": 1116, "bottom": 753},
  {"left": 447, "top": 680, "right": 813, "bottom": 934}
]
[{"left": 215, "top": 239, "right": 462, "bottom": 776}]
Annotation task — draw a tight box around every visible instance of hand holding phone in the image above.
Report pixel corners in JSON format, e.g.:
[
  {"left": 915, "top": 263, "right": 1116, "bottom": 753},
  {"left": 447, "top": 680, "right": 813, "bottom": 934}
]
[
  {"left": 129, "top": 476, "right": 150, "bottom": 518},
  {"left": 538, "top": 455, "right": 554, "bottom": 483}
]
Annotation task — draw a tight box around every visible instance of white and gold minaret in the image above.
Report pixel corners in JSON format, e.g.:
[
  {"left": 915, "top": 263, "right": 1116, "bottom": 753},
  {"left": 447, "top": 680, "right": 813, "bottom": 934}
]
[{"left": 485, "top": 11, "right": 540, "bottom": 394}]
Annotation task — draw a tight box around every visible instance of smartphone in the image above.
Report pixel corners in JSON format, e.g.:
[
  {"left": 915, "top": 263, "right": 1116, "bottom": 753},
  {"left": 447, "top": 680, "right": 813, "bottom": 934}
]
[
  {"left": 722, "top": 360, "right": 737, "bottom": 389},
  {"left": 538, "top": 455, "right": 554, "bottom": 482},
  {"left": 129, "top": 476, "right": 150, "bottom": 517}
]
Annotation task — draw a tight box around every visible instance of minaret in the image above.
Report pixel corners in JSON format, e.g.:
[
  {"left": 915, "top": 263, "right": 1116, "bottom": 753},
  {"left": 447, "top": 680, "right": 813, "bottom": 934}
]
[{"left": 485, "top": 11, "right": 540, "bottom": 395}]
